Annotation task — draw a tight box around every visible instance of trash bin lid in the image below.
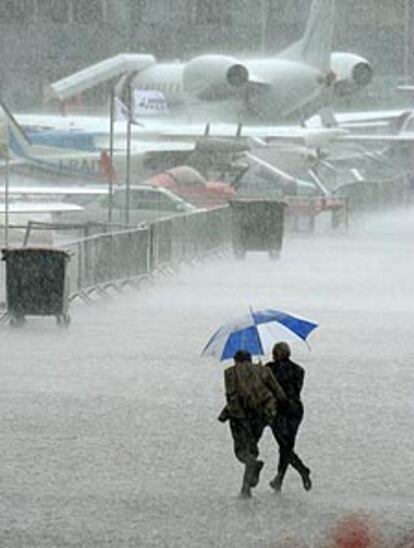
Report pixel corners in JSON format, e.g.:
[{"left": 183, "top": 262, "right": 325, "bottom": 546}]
[
  {"left": 229, "top": 198, "right": 287, "bottom": 206},
  {"left": 2, "top": 247, "right": 70, "bottom": 260}
]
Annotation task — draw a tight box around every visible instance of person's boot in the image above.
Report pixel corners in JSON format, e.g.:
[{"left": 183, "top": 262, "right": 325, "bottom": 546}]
[
  {"left": 240, "top": 463, "right": 254, "bottom": 498},
  {"left": 300, "top": 467, "right": 312, "bottom": 491},
  {"left": 240, "top": 481, "right": 251, "bottom": 498},
  {"left": 250, "top": 460, "right": 264, "bottom": 488},
  {"left": 269, "top": 473, "right": 283, "bottom": 492}
]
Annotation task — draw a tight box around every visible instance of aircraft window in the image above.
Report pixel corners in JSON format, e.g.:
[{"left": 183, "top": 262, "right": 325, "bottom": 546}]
[
  {"left": 38, "top": 0, "right": 69, "bottom": 23},
  {"left": 73, "top": 0, "right": 103, "bottom": 23},
  {"left": 0, "top": 0, "right": 33, "bottom": 23}
]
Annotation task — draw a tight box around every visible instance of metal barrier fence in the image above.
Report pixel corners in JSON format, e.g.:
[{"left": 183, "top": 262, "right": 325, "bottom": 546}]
[
  {"left": 285, "top": 196, "right": 349, "bottom": 233},
  {"left": 1, "top": 180, "right": 410, "bottom": 307},
  {"left": 60, "top": 206, "right": 230, "bottom": 301},
  {"left": 62, "top": 227, "right": 151, "bottom": 300},
  {"left": 149, "top": 206, "right": 230, "bottom": 269},
  {"left": 334, "top": 176, "right": 411, "bottom": 212}
]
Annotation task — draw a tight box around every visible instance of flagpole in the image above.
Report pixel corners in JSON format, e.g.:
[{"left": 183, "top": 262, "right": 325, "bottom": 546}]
[
  {"left": 108, "top": 87, "right": 115, "bottom": 224},
  {"left": 5, "top": 151, "right": 10, "bottom": 248},
  {"left": 125, "top": 84, "right": 132, "bottom": 225}
]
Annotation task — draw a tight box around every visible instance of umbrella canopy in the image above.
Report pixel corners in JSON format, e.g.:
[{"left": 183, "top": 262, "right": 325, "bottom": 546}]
[{"left": 202, "top": 308, "right": 318, "bottom": 361}]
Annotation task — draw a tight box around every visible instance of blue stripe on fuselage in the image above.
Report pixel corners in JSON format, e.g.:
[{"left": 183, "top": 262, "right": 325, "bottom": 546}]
[{"left": 7, "top": 126, "right": 101, "bottom": 178}]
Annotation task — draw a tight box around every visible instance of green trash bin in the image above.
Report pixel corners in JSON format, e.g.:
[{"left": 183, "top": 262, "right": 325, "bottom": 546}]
[
  {"left": 1, "top": 247, "right": 71, "bottom": 326},
  {"left": 229, "top": 198, "right": 286, "bottom": 260}
]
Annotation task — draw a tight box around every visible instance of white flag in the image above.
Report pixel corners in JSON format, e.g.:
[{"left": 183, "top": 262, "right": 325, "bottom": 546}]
[
  {"left": 133, "top": 90, "right": 169, "bottom": 116},
  {"left": 114, "top": 97, "right": 134, "bottom": 122}
]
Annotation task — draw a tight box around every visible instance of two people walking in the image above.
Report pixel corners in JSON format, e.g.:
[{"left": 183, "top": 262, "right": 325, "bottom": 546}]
[{"left": 218, "top": 342, "right": 311, "bottom": 498}]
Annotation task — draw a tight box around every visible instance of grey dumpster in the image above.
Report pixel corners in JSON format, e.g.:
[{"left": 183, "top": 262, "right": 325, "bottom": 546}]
[
  {"left": 1, "top": 247, "right": 71, "bottom": 326},
  {"left": 229, "top": 198, "right": 286, "bottom": 260}
]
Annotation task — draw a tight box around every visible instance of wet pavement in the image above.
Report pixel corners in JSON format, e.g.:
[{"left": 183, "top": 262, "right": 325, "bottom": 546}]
[{"left": 1, "top": 206, "right": 413, "bottom": 547}]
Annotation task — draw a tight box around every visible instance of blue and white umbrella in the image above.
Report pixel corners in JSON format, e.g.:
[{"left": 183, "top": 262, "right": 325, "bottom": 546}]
[{"left": 202, "top": 308, "right": 318, "bottom": 361}]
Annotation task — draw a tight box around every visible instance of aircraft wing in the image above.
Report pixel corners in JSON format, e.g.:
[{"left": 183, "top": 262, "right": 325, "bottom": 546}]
[
  {"left": 127, "top": 140, "right": 197, "bottom": 153},
  {"left": 0, "top": 202, "right": 83, "bottom": 214},
  {"left": 0, "top": 186, "right": 108, "bottom": 197},
  {"left": 15, "top": 113, "right": 112, "bottom": 135},
  {"left": 125, "top": 122, "right": 348, "bottom": 150},
  {"left": 339, "top": 134, "right": 414, "bottom": 144},
  {"left": 14, "top": 112, "right": 349, "bottom": 153},
  {"left": 307, "top": 109, "right": 409, "bottom": 131}
]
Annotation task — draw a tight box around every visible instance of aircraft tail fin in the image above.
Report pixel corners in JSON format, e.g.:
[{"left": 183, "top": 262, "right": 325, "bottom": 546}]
[
  {"left": 282, "top": 0, "right": 335, "bottom": 71},
  {"left": 0, "top": 101, "right": 32, "bottom": 159}
]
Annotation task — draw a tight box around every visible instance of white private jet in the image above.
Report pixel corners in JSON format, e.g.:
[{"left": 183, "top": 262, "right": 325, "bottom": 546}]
[{"left": 49, "top": 0, "right": 372, "bottom": 125}]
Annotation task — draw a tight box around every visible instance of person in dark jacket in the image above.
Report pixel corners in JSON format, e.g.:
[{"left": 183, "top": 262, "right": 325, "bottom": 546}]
[
  {"left": 218, "top": 349, "right": 287, "bottom": 498},
  {"left": 265, "top": 342, "right": 312, "bottom": 492}
]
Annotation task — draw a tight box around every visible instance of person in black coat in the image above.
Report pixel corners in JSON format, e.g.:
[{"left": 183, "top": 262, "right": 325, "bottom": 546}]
[{"left": 265, "top": 342, "right": 312, "bottom": 492}]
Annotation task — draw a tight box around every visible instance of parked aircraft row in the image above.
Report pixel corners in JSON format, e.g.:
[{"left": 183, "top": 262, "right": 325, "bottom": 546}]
[
  {"left": 2, "top": 0, "right": 412, "bottom": 236},
  {"left": 0, "top": 0, "right": 374, "bottom": 190},
  {"left": 305, "top": 104, "right": 414, "bottom": 181},
  {"left": 1, "top": 100, "right": 346, "bottom": 198}
]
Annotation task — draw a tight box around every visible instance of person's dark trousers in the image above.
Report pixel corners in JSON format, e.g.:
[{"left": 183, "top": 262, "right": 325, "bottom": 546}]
[
  {"left": 230, "top": 417, "right": 265, "bottom": 496},
  {"left": 270, "top": 405, "right": 310, "bottom": 489}
]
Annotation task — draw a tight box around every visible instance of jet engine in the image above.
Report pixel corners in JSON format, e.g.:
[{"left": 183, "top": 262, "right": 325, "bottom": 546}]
[
  {"left": 330, "top": 52, "right": 373, "bottom": 96},
  {"left": 183, "top": 55, "right": 249, "bottom": 100}
]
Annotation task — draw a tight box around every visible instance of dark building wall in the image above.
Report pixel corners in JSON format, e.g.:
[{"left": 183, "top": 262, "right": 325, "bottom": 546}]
[{"left": 0, "top": 0, "right": 412, "bottom": 109}]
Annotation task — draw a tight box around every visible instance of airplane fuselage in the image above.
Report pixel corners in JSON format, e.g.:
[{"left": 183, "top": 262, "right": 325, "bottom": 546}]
[{"left": 127, "top": 58, "right": 326, "bottom": 124}]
